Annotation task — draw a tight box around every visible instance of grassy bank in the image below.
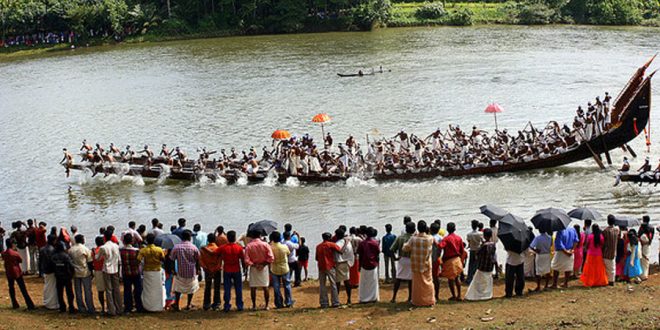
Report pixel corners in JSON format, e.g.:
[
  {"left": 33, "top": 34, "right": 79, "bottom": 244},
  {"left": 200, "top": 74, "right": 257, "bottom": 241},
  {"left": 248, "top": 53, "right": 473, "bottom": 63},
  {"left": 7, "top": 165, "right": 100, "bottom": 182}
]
[
  {"left": 0, "top": 265, "right": 658, "bottom": 329},
  {"left": 2, "top": 1, "right": 659, "bottom": 60},
  {"left": 390, "top": 2, "right": 510, "bottom": 27}
]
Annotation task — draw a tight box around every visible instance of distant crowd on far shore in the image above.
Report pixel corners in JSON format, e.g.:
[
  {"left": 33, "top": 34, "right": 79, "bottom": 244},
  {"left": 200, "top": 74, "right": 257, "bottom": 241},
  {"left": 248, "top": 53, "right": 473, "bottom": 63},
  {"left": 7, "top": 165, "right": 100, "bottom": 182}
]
[{"left": 0, "top": 214, "right": 657, "bottom": 315}]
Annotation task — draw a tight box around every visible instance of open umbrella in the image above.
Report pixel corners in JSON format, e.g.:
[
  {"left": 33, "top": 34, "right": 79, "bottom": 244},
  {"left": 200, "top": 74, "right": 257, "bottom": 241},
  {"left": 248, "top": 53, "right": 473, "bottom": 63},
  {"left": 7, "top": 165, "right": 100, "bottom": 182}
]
[
  {"left": 248, "top": 220, "right": 279, "bottom": 236},
  {"left": 613, "top": 215, "right": 640, "bottom": 228},
  {"left": 312, "top": 113, "right": 331, "bottom": 139},
  {"left": 484, "top": 103, "right": 503, "bottom": 130},
  {"left": 498, "top": 213, "right": 531, "bottom": 254},
  {"left": 479, "top": 204, "right": 508, "bottom": 221},
  {"left": 531, "top": 208, "right": 572, "bottom": 232},
  {"left": 154, "top": 234, "right": 181, "bottom": 250},
  {"left": 271, "top": 130, "right": 291, "bottom": 140},
  {"left": 568, "top": 207, "right": 603, "bottom": 221}
]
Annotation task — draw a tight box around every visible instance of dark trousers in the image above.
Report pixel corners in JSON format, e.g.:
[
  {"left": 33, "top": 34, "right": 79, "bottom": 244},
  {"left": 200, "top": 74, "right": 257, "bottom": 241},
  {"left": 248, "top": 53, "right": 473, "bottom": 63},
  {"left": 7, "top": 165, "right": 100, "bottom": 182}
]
[
  {"left": 123, "top": 275, "right": 143, "bottom": 313},
  {"left": 467, "top": 250, "right": 478, "bottom": 284},
  {"left": 505, "top": 263, "right": 525, "bottom": 297},
  {"left": 288, "top": 261, "right": 301, "bottom": 286},
  {"left": 223, "top": 271, "right": 243, "bottom": 311},
  {"left": 203, "top": 270, "right": 221, "bottom": 309},
  {"left": 8, "top": 277, "right": 34, "bottom": 309},
  {"left": 56, "top": 277, "right": 75, "bottom": 312}
]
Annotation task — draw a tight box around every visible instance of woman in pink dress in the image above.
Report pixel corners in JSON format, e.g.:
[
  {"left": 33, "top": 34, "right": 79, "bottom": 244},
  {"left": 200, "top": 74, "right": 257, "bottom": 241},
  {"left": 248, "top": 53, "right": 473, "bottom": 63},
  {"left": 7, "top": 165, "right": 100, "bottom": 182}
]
[
  {"left": 572, "top": 225, "right": 585, "bottom": 276},
  {"left": 580, "top": 224, "right": 608, "bottom": 287}
]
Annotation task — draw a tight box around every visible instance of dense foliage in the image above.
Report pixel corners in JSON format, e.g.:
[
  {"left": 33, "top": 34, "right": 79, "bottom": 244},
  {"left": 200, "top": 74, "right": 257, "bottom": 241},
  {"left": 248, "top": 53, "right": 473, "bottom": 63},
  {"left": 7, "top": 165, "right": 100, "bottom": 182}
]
[
  {"left": 1, "top": 0, "right": 658, "bottom": 44},
  {"left": 0, "top": 0, "right": 393, "bottom": 40},
  {"left": 414, "top": 2, "right": 447, "bottom": 19},
  {"left": 508, "top": 0, "right": 660, "bottom": 25}
]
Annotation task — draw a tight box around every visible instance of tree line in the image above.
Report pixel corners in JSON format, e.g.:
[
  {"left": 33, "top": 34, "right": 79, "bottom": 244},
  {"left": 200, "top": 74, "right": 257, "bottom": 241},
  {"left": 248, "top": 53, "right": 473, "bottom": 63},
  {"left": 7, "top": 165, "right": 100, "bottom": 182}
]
[{"left": 1, "top": 0, "right": 658, "bottom": 43}]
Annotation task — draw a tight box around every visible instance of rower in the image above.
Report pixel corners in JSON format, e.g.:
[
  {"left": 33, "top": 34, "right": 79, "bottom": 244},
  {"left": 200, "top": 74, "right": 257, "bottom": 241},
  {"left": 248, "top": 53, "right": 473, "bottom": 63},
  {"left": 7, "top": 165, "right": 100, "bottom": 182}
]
[
  {"left": 95, "top": 143, "right": 105, "bottom": 155},
  {"left": 160, "top": 144, "right": 170, "bottom": 157},
  {"left": 60, "top": 148, "right": 73, "bottom": 177},
  {"left": 638, "top": 156, "right": 653, "bottom": 186},
  {"left": 324, "top": 133, "right": 333, "bottom": 149},
  {"left": 358, "top": 70, "right": 363, "bottom": 76},
  {"left": 174, "top": 147, "right": 187, "bottom": 168},
  {"left": 346, "top": 135, "right": 356, "bottom": 151},
  {"left": 614, "top": 156, "right": 630, "bottom": 186},
  {"left": 80, "top": 139, "right": 92, "bottom": 152},
  {"left": 109, "top": 143, "right": 120, "bottom": 155},
  {"left": 123, "top": 145, "right": 135, "bottom": 162},
  {"left": 139, "top": 145, "right": 154, "bottom": 167}
]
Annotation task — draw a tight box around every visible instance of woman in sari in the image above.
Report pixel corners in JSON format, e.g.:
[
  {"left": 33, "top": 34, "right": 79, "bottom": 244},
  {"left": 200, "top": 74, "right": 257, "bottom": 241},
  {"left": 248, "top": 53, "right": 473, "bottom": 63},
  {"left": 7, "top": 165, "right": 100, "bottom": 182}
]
[{"left": 580, "top": 224, "right": 608, "bottom": 287}]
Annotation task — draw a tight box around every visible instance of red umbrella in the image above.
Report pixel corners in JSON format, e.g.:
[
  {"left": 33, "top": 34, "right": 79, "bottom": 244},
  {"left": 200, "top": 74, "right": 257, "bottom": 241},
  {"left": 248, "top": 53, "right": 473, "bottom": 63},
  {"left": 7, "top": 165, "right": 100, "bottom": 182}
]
[{"left": 485, "top": 103, "right": 503, "bottom": 130}]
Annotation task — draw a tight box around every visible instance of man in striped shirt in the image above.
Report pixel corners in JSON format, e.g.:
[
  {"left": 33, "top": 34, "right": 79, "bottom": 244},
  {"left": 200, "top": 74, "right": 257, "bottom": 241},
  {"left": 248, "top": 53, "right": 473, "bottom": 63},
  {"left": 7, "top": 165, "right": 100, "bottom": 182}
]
[
  {"left": 169, "top": 230, "right": 200, "bottom": 311},
  {"left": 120, "top": 234, "right": 143, "bottom": 313}
]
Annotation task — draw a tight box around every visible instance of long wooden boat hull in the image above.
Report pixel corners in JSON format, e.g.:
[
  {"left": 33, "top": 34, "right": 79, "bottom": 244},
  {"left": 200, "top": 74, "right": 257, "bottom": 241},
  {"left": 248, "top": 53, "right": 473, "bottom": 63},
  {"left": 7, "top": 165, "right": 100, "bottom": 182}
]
[
  {"left": 619, "top": 174, "right": 658, "bottom": 184},
  {"left": 66, "top": 62, "right": 654, "bottom": 185}
]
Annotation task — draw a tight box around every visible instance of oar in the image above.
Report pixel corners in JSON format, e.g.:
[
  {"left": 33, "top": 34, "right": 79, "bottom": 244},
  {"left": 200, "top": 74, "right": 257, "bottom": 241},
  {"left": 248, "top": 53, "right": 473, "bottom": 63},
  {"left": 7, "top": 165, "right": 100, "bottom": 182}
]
[
  {"left": 624, "top": 143, "right": 638, "bottom": 158},
  {"left": 600, "top": 136, "right": 612, "bottom": 165},
  {"left": 577, "top": 131, "right": 605, "bottom": 170}
]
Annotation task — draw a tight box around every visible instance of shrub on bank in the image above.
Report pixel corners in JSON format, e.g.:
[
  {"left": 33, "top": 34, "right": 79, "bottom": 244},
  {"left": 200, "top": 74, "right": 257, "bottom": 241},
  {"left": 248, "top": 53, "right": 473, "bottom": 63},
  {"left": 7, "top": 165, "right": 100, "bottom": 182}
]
[
  {"left": 414, "top": 3, "right": 447, "bottom": 19},
  {"left": 445, "top": 8, "right": 474, "bottom": 25}
]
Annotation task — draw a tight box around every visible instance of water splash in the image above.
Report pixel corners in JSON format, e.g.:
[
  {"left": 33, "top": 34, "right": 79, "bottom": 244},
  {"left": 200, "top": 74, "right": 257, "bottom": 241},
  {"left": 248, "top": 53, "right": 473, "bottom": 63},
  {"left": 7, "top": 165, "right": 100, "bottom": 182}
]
[
  {"left": 236, "top": 172, "right": 248, "bottom": 186},
  {"left": 285, "top": 176, "right": 300, "bottom": 187},
  {"left": 345, "top": 176, "right": 377, "bottom": 187},
  {"left": 156, "top": 164, "right": 171, "bottom": 185},
  {"left": 77, "top": 168, "right": 94, "bottom": 185},
  {"left": 263, "top": 170, "right": 279, "bottom": 187},
  {"left": 213, "top": 174, "right": 227, "bottom": 186},
  {"left": 132, "top": 174, "right": 145, "bottom": 186}
]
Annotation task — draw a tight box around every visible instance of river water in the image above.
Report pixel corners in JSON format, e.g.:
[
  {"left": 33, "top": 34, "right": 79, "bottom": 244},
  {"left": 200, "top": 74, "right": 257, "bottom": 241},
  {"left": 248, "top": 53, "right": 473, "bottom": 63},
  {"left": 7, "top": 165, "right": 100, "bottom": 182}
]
[{"left": 1, "top": 25, "right": 659, "bottom": 268}]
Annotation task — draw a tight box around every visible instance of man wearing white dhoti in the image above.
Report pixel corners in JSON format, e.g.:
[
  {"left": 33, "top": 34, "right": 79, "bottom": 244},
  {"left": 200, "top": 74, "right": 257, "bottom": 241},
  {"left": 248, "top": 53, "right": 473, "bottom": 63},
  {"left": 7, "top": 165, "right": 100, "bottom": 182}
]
[
  {"left": 466, "top": 229, "right": 496, "bottom": 301},
  {"left": 357, "top": 227, "right": 380, "bottom": 303},
  {"left": 551, "top": 227, "right": 579, "bottom": 289},
  {"left": 138, "top": 234, "right": 166, "bottom": 312},
  {"left": 39, "top": 234, "right": 59, "bottom": 310}
]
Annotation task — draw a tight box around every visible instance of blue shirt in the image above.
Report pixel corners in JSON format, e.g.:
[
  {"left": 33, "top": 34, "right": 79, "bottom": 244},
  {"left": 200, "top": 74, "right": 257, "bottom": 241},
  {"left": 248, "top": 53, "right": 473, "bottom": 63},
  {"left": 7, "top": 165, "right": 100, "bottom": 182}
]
[
  {"left": 554, "top": 227, "right": 579, "bottom": 251},
  {"left": 281, "top": 231, "right": 299, "bottom": 245},
  {"left": 530, "top": 233, "right": 552, "bottom": 254},
  {"left": 381, "top": 233, "right": 397, "bottom": 257},
  {"left": 192, "top": 231, "right": 207, "bottom": 249}
]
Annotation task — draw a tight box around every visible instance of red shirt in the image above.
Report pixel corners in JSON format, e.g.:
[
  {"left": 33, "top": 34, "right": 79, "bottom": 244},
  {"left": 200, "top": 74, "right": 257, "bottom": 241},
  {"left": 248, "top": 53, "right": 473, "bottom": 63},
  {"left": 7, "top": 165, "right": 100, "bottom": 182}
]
[
  {"left": 316, "top": 241, "right": 341, "bottom": 272},
  {"left": 217, "top": 243, "right": 244, "bottom": 273},
  {"left": 92, "top": 247, "right": 105, "bottom": 271},
  {"left": 200, "top": 243, "right": 223, "bottom": 273},
  {"left": 2, "top": 249, "right": 23, "bottom": 279},
  {"left": 103, "top": 235, "right": 119, "bottom": 244},
  {"left": 35, "top": 227, "right": 47, "bottom": 248},
  {"left": 439, "top": 233, "right": 464, "bottom": 262}
]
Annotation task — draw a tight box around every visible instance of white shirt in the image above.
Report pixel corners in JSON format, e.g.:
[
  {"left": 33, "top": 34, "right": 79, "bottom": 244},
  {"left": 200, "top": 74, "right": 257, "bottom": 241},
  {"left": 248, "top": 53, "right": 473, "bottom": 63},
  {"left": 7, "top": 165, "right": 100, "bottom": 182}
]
[
  {"left": 151, "top": 228, "right": 165, "bottom": 237},
  {"left": 335, "top": 237, "right": 355, "bottom": 267},
  {"left": 97, "top": 241, "right": 120, "bottom": 274},
  {"left": 506, "top": 251, "right": 524, "bottom": 266}
]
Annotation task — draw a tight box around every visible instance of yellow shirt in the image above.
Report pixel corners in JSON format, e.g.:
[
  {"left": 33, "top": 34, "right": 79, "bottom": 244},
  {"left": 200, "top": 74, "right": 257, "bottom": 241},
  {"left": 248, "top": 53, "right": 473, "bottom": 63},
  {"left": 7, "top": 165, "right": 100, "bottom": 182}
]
[
  {"left": 138, "top": 244, "right": 165, "bottom": 271},
  {"left": 269, "top": 242, "right": 290, "bottom": 276}
]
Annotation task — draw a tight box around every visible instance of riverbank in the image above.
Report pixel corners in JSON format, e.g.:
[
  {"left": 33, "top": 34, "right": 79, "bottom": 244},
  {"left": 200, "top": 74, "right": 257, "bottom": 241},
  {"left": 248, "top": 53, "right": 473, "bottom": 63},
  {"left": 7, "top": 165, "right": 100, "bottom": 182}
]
[
  {"left": 0, "top": 265, "right": 658, "bottom": 329},
  {"left": 2, "top": 1, "right": 659, "bottom": 61}
]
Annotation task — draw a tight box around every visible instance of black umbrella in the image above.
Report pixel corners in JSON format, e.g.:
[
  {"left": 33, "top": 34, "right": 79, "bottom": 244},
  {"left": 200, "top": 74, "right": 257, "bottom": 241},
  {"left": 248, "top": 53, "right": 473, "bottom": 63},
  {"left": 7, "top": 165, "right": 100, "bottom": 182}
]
[
  {"left": 531, "top": 208, "right": 572, "bottom": 232},
  {"left": 479, "top": 204, "right": 508, "bottom": 221},
  {"left": 248, "top": 220, "right": 279, "bottom": 236},
  {"left": 613, "top": 215, "right": 640, "bottom": 228},
  {"left": 154, "top": 234, "right": 181, "bottom": 250},
  {"left": 497, "top": 213, "right": 531, "bottom": 254},
  {"left": 568, "top": 207, "right": 603, "bottom": 221}
]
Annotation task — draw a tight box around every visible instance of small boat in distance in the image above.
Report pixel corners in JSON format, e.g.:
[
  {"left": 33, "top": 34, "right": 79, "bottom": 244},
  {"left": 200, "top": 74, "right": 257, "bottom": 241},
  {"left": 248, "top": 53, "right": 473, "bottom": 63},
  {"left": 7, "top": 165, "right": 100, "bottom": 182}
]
[{"left": 337, "top": 66, "right": 390, "bottom": 77}]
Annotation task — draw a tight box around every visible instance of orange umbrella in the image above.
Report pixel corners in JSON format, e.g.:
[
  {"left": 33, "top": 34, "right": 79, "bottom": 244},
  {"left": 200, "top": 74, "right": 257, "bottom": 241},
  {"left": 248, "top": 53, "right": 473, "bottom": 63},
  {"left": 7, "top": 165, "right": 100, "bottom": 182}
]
[
  {"left": 312, "top": 113, "right": 331, "bottom": 123},
  {"left": 312, "top": 113, "right": 331, "bottom": 142},
  {"left": 271, "top": 129, "right": 291, "bottom": 140}
]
